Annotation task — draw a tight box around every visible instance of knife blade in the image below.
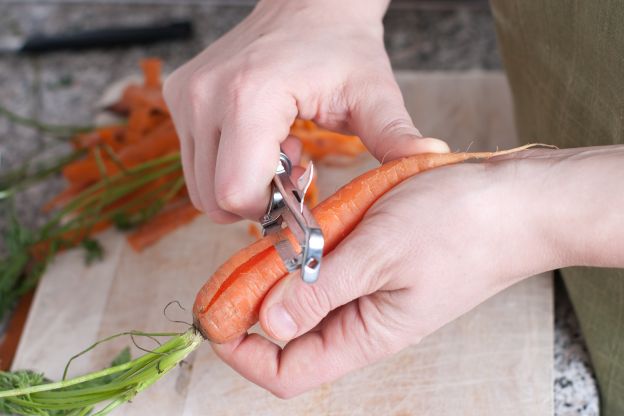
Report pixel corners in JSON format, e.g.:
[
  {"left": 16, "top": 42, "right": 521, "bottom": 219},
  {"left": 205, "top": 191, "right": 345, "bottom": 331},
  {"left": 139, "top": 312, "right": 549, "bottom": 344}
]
[{"left": 0, "top": 20, "right": 193, "bottom": 54}]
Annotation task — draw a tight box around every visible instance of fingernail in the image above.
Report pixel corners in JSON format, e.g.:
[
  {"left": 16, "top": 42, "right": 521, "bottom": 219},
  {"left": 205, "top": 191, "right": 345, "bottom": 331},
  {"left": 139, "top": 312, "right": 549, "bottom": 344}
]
[{"left": 267, "top": 303, "right": 298, "bottom": 340}]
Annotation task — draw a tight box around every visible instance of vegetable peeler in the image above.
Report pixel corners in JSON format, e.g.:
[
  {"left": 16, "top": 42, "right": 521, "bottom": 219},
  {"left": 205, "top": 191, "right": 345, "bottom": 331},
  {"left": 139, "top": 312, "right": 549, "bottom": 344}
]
[{"left": 260, "top": 152, "right": 324, "bottom": 284}]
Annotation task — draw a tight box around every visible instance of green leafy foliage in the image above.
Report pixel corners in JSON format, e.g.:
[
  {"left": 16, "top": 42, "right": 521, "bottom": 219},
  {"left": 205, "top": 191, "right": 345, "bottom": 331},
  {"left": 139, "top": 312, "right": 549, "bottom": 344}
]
[
  {"left": 81, "top": 239, "right": 104, "bottom": 265},
  {"left": 0, "top": 330, "right": 201, "bottom": 416},
  {"left": 0, "top": 211, "right": 40, "bottom": 321},
  {"left": 0, "top": 346, "right": 132, "bottom": 416}
]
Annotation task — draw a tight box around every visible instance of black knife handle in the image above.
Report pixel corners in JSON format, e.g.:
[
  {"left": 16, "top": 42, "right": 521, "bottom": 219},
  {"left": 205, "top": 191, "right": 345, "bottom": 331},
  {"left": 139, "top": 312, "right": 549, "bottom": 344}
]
[{"left": 20, "top": 20, "right": 193, "bottom": 54}]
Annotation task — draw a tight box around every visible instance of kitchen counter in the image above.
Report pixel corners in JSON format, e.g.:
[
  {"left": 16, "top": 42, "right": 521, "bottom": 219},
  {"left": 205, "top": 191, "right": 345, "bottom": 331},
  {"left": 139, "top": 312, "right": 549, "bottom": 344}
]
[{"left": 0, "top": 2, "right": 598, "bottom": 414}]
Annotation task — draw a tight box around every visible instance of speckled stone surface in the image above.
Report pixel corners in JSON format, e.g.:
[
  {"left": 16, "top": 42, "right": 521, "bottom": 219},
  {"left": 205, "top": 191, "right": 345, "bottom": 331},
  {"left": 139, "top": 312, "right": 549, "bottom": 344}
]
[
  {"left": 554, "top": 276, "right": 600, "bottom": 415},
  {"left": 0, "top": 2, "right": 599, "bottom": 414}
]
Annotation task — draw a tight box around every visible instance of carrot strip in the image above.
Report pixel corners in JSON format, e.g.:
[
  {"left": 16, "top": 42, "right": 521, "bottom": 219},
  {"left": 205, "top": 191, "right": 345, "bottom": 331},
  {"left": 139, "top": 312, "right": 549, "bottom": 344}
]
[
  {"left": 193, "top": 146, "right": 543, "bottom": 342},
  {"left": 109, "top": 84, "right": 168, "bottom": 115},
  {"left": 126, "top": 200, "right": 200, "bottom": 252},
  {"left": 62, "top": 121, "right": 178, "bottom": 187},
  {"left": 72, "top": 125, "right": 126, "bottom": 150},
  {"left": 43, "top": 184, "right": 86, "bottom": 212},
  {"left": 141, "top": 58, "right": 162, "bottom": 89},
  {"left": 108, "top": 58, "right": 166, "bottom": 115},
  {"left": 247, "top": 223, "right": 262, "bottom": 240},
  {"left": 289, "top": 120, "right": 366, "bottom": 161},
  {"left": 125, "top": 105, "right": 152, "bottom": 144}
]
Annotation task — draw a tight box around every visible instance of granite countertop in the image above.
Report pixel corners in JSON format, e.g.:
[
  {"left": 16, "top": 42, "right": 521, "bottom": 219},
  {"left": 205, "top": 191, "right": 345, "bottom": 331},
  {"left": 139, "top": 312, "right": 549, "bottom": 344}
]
[{"left": 0, "top": 2, "right": 598, "bottom": 414}]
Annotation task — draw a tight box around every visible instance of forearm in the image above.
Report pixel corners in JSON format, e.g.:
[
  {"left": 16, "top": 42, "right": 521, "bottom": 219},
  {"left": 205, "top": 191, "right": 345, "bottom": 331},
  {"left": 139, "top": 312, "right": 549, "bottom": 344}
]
[{"left": 522, "top": 145, "right": 624, "bottom": 269}]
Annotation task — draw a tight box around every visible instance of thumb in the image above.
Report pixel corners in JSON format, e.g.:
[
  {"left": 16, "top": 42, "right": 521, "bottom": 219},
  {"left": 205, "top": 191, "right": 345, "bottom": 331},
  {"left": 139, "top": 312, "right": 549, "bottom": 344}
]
[
  {"left": 347, "top": 77, "right": 449, "bottom": 162},
  {"left": 259, "top": 231, "right": 383, "bottom": 341}
]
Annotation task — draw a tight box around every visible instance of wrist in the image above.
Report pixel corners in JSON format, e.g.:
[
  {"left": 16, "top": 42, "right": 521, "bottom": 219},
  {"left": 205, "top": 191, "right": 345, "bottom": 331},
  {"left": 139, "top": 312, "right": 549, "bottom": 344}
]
[
  {"left": 496, "top": 146, "right": 624, "bottom": 271},
  {"left": 481, "top": 158, "right": 563, "bottom": 284},
  {"left": 547, "top": 147, "right": 624, "bottom": 268}
]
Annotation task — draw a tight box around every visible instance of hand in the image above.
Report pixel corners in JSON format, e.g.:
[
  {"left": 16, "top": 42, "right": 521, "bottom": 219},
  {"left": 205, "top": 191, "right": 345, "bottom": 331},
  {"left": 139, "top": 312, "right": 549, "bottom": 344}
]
[
  {"left": 210, "top": 147, "right": 624, "bottom": 398},
  {"left": 163, "top": 0, "right": 448, "bottom": 222}
]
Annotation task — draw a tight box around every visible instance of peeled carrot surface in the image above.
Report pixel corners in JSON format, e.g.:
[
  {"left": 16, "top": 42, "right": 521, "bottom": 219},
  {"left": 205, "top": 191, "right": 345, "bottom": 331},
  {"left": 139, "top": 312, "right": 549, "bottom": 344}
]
[{"left": 193, "top": 147, "right": 537, "bottom": 343}]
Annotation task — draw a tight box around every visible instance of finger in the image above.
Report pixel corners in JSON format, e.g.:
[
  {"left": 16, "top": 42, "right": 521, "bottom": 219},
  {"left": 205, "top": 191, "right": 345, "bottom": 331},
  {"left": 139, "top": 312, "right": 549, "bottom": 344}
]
[
  {"left": 177, "top": 130, "right": 201, "bottom": 210},
  {"left": 347, "top": 76, "right": 449, "bottom": 162},
  {"left": 213, "top": 296, "right": 406, "bottom": 398},
  {"left": 258, "top": 225, "right": 389, "bottom": 341},
  {"left": 193, "top": 125, "right": 241, "bottom": 223},
  {"left": 163, "top": 71, "right": 202, "bottom": 211},
  {"left": 214, "top": 91, "right": 298, "bottom": 219},
  {"left": 281, "top": 135, "right": 302, "bottom": 167}
]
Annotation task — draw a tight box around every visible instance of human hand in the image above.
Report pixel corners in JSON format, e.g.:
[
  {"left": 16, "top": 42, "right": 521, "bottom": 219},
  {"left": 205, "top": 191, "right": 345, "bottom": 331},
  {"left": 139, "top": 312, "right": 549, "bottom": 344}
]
[
  {"left": 163, "top": 0, "right": 448, "bottom": 222},
  {"left": 210, "top": 149, "right": 591, "bottom": 398}
]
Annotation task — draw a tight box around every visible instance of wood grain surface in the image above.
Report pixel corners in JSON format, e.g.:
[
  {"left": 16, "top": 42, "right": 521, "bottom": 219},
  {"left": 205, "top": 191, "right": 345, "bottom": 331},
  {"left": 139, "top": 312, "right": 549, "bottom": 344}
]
[{"left": 12, "top": 72, "right": 553, "bottom": 415}]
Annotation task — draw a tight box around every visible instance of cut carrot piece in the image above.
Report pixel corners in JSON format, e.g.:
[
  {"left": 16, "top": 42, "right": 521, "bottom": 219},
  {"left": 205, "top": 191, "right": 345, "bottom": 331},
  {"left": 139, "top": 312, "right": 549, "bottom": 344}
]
[
  {"left": 126, "top": 200, "right": 200, "bottom": 252},
  {"left": 247, "top": 223, "right": 262, "bottom": 240},
  {"left": 141, "top": 58, "right": 162, "bottom": 89}
]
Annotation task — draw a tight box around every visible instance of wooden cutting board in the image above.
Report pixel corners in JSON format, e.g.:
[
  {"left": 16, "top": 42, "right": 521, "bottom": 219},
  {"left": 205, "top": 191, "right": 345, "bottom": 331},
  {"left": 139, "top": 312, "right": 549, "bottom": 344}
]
[{"left": 12, "top": 72, "right": 553, "bottom": 415}]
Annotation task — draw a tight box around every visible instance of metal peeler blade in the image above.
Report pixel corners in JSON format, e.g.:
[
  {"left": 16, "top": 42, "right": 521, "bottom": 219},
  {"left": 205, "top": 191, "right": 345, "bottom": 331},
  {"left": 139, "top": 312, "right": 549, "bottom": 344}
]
[{"left": 259, "top": 152, "right": 324, "bottom": 283}]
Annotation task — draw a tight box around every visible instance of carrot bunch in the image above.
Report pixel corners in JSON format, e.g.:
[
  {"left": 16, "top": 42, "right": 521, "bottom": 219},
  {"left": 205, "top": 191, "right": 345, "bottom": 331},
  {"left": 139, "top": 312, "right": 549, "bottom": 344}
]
[
  {"left": 36, "top": 59, "right": 196, "bottom": 258},
  {"left": 41, "top": 59, "right": 366, "bottom": 255},
  {"left": 0, "top": 58, "right": 370, "bottom": 323}
]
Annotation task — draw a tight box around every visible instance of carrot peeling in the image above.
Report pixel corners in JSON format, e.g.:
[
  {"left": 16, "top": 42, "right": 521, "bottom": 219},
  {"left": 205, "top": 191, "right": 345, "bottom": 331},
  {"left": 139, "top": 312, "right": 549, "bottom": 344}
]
[{"left": 193, "top": 145, "right": 547, "bottom": 343}]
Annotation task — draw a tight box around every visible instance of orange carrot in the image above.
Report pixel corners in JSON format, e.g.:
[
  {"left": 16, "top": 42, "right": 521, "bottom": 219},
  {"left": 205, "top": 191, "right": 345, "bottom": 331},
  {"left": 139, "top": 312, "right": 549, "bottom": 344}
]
[
  {"left": 62, "top": 121, "right": 178, "bottom": 187},
  {"left": 193, "top": 146, "right": 540, "bottom": 343},
  {"left": 304, "top": 171, "right": 319, "bottom": 208},
  {"left": 43, "top": 184, "right": 85, "bottom": 212},
  {"left": 247, "top": 223, "right": 263, "bottom": 240},
  {"left": 125, "top": 105, "right": 151, "bottom": 143},
  {"left": 290, "top": 119, "right": 366, "bottom": 161},
  {"left": 72, "top": 125, "right": 126, "bottom": 151},
  {"left": 109, "top": 84, "right": 168, "bottom": 115},
  {"left": 109, "top": 58, "right": 167, "bottom": 115},
  {"left": 141, "top": 58, "right": 162, "bottom": 89},
  {"left": 126, "top": 200, "right": 200, "bottom": 252}
]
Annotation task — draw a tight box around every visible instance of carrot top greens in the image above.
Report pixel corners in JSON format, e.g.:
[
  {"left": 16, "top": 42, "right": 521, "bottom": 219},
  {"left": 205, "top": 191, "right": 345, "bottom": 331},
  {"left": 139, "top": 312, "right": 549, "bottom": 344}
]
[
  {"left": 0, "top": 329, "right": 202, "bottom": 416},
  {"left": 0, "top": 150, "right": 184, "bottom": 321}
]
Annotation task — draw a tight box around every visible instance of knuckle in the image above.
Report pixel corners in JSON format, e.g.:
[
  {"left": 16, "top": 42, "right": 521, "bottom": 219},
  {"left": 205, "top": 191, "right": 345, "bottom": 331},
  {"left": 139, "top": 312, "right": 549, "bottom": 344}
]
[
  {"left": 204, "top": 208, "right": 236, "bottom": 224},
  {"left": 186, "top": 70, "right": 213, "bottom": 106},
  {"left": 215, "top": 186, "right": 251, "bottom": 214},
  {"left": 229, "top": 77, "right": 258, "bottom": 112},
  {"left": 377, "top": 117, "right": 413, "bottom": 139},
  {"left": 267, "top": 383, "right": 296, "bottom": 400}
]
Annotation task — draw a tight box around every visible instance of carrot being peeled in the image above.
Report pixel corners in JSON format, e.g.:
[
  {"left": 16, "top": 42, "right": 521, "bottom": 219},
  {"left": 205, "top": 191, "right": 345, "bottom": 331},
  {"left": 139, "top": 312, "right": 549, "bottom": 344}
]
[{"left": 193, "top": 145, "right": 545, "bottom": 343}]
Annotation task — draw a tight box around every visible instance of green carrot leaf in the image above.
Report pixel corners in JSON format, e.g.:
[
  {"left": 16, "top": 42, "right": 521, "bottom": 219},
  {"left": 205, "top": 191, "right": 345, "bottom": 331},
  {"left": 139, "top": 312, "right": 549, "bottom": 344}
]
[{"left": 81, "top": 239, "right": 104, "bottom": 265}]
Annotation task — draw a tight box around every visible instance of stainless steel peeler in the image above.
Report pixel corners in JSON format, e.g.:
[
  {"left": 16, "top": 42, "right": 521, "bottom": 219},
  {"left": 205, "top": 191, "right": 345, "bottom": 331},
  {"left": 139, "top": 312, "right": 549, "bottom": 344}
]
[{"left": 259, "top": 152, "right": 324, "bottom": 283}]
